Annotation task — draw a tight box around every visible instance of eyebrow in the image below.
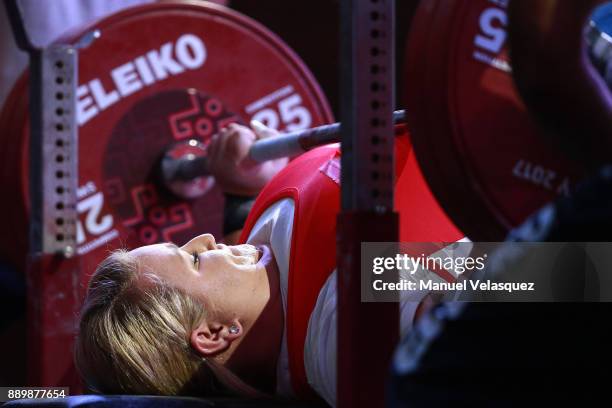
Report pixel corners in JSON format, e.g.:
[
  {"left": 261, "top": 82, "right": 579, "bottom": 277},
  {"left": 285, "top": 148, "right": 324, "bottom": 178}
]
[
  {"left": 164, "top": 242, "right": 185, "bottom": 261},
  {"left": 164, "top": 243, "right": 180, "bottom": 253},
  {"left": 165, "top": 242, "right": 197, "bottom": 271}
]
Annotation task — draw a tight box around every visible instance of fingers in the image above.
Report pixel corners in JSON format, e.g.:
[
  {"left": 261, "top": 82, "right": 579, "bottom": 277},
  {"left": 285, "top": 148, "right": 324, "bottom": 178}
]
[
  {"left": 225, "top": 127, "right": 255, "bottom": 163},
  {"left": 205, "top": 122, "right": 283, "bottom": 195},
  {"left": 207, "top": 128, "right": 227, "bottom": 170},
  {"left": 208, "top": 124, "right": 256, "bottom": 166},
  {"left": 250, "top": 120, "right": 279, "bottom": 140},
  {"left": 207, "top": 132, "right": 220, "bottom": 164},
  {"left": 208, "top": 126, "right": 233, "bottom": 171}
]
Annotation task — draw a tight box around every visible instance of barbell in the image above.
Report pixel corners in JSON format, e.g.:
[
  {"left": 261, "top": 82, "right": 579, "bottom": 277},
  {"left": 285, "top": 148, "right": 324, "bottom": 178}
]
[{"left": 160, "top": 109, "right": 407, "bottom": 186}]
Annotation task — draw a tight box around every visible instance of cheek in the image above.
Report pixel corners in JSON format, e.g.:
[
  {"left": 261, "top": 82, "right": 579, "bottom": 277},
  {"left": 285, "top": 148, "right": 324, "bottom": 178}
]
[
  {"left": 204, "top": 271, "right": 256, "bottom": 314},
  {"left": 201, "top": 284, "right": 247, "bottom": 319},
  {"left": 196, "top": 267, "right": 237, "bottom": 310},
  {"left": 202, "top": 257, "right": 244, "bottom": 287}
]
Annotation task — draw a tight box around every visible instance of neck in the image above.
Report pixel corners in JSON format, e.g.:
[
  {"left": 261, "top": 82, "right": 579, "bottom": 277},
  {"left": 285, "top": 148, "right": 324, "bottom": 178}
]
[{"left": 225, "top": 246, "right": 283, "bottom": 393}]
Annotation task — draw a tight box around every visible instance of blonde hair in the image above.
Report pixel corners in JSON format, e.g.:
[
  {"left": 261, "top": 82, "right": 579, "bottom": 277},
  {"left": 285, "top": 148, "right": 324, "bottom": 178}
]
[{"left": 75, "top": 249, "right": 258, "bottom": 397}]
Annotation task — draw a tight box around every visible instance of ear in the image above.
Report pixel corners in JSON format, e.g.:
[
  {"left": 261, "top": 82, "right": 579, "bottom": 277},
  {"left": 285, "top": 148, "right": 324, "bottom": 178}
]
[{"left": 190, "top": 319, "right": 243, "bottom": 357}]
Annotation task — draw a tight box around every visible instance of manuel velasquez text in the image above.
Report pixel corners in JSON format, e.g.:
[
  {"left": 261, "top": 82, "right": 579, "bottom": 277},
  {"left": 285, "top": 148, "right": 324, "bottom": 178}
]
[{"left": 373, "top": 279, "right": 535, "bottom": 293}]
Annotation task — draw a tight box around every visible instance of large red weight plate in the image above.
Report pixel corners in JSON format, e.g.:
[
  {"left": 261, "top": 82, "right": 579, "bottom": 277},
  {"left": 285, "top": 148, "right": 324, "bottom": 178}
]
[
  {"left": 0, "top": 1, "right": 333, "bottom": 274},
  {"left": 404, "top": 0, "right": 586, "bottom": 240}
]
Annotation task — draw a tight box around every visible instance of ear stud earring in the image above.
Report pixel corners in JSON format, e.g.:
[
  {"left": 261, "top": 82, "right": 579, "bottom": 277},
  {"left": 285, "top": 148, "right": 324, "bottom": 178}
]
[{"left": 229, "top": 325, "right": 240, "bottom": 335}]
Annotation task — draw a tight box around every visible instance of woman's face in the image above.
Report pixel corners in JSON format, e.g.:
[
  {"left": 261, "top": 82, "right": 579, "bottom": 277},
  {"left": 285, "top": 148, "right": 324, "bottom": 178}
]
[{"left": 130, "top": 234, "right": 270, "bottom": 326}]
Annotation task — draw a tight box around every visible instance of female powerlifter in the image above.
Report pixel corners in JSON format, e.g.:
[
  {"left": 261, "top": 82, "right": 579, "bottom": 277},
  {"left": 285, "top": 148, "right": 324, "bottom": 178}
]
[{"left": 74, "top": 123, "right": 462, "bottom": 406}]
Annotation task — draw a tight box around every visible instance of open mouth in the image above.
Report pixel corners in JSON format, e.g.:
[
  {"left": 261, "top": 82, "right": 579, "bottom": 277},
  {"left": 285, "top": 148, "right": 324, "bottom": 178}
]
[{"left": 228, "top": 244, "right": 260, "bottom": 264}]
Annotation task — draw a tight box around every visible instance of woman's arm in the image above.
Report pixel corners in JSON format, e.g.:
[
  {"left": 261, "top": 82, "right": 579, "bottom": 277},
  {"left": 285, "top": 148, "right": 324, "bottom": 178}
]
[{"left": 207, "top": 123, "right": 288, "bottom": 242}]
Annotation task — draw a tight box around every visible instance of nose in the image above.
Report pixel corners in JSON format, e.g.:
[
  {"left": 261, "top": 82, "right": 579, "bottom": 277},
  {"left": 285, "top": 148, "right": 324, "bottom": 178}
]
[{"left": 182, "top": 233, "right": 217, "bottom": 251}]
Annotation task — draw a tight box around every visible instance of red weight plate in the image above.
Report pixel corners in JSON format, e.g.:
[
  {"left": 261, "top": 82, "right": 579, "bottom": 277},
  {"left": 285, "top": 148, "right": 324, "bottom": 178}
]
[
  {"left": 404, "top": 0, "right": 585, "bottom": 240},
  {"left": 0, "top": 0, "right": 333, "bottom": 275}
]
